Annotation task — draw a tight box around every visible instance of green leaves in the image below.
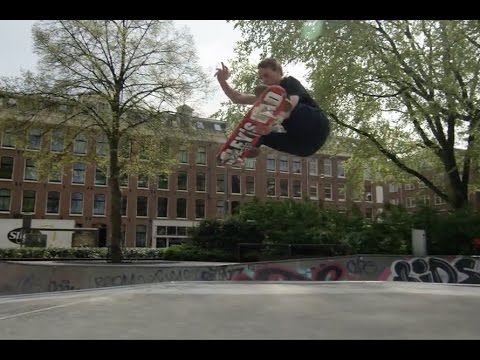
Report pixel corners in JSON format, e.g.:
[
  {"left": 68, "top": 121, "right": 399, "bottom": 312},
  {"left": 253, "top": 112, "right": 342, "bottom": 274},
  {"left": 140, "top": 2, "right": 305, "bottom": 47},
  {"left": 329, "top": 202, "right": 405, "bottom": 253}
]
[{"left": 226, "top": 20, "right": 480, "bottom": 209}]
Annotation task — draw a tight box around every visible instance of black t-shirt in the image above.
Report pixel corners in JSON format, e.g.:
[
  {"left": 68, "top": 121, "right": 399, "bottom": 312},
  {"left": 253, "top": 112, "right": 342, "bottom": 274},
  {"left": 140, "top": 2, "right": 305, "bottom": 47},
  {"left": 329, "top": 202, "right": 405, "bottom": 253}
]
[{"left": 280, "top": 76, "right": 319, "bottom": 109}]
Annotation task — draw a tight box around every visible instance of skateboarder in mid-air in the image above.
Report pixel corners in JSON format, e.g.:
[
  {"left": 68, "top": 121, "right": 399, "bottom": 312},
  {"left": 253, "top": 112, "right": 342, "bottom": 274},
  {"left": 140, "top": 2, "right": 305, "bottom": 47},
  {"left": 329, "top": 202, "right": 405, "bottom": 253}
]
[{"left": 215, "top": 58, "right": 330, "bottom": 158}]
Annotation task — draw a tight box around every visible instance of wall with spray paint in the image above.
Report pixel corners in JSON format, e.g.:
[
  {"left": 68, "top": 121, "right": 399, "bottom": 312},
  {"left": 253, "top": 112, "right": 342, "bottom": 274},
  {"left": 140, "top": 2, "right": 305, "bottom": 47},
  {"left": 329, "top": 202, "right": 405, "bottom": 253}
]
[{"left": 1, "top": 255, "right": 479, "bottom": 295}]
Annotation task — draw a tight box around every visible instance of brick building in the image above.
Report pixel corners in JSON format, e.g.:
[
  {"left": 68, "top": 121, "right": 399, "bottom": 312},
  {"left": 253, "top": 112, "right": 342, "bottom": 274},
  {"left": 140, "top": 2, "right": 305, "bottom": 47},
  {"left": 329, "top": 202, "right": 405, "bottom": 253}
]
[{"left": 0, "top": 95, "right": 470, "bottom": 248}]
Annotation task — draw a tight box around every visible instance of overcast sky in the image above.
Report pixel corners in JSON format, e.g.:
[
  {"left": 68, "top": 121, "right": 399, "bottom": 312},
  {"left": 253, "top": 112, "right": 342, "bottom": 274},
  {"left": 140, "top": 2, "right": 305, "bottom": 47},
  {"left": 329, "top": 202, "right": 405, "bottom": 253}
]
[{"left": 0, "top": 20, "right": 307, "bottom": 118}]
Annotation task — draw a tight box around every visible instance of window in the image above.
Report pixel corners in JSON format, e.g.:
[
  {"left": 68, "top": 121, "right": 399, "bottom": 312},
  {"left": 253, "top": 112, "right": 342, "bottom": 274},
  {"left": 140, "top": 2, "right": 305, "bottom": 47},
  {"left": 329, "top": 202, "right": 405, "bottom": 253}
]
[
  {"left": 177, "top": 146, "right": 188, "bottom": 163},
  {"left": 195, "top": 199, "right": 205, "bottom": 219},
  {"left": 309, "top": 184, "right": 318, "bottom": 200},
  {"left": 177, "top": 172, "right": 187, "bottom": 191},
  {"left": 337, "top": 160, "right": 345, "bottom": 178},
  {"left": 0, "top": 157, "right": 13, "bottom": 179},
  {"left": 364, "top": 184, "right": 372, "bottom": 202},
  {"left": 292, "top": 158, "right": 301, "bottom": 174},
  {"left": 308, "top": 158, "right": 318, "bottom": 176},
  {"left": 405, "top": 183, "right": 415, "bottom": 190},
  {"left": 434, "top": 195, "right": 445, "bottom": 205},
  {"left": 0, "top": 189, "right": 11, "bottom": 212},
  {"left": 47, "top": 165, "right": 63, "bottom": 183},
  {"left": 121, "top": 196, "right": 128, "bottom": 216},
  {"left": 136, "top": 225, "right": 147, "bottom": 247},
  {"left": 50, "top": 130, "right": 64, "bottom": 152},
  {"left": 2, "top": 129, "right": 16, "bottom": 148},
  {"left": 177, "top": 198, "right": 187, "bottom": 218},
  {"left": 216, "top": 200, "right": 225, "bottom": 216},
  {"left": 338, "top": 183, "right": 346, "bottom": 201},
  {"left": 196, "top": 172, "right": 206, "bottom": 192},
  {"left": 158, "top": 174, "right": 168, "bottom": 190},
  {"left": 231, "top": 175, "right": 241, "bottom": 194},
  {"left": 119, "top": 138, "right": 131, "bottom": 158},
  {"left": 95, "top": 167, "right": 107, "bottom": 186},
  {"left": 280, "top": 179, "right": 289, "bottom": 197},
  {"left": 214, "top": 123, "right": 222, "bottom": 131},
  {"left": 245, "top": 158, "right": 255, "bottom": 170},
  {"left": 72, "top": 163, "right": 86, "bottom": 184},
  {"left": 216, "top": 174, "right": 225, "bottom": 193},
  {"left": 279, "top": 156, "right": 288, "bottom": 172},
  {"left": 196, "top": 146, "right": 207, "bottom": 165},
  {"left": 406, "top": 197, "right": 416, "bottom": 208},
  {"left": 363, "top": 166, "right": 371, "bottom": 180},
  {"left": 422, "top": 195, "right": 430, "bottom": 205},
  {"left": 27, "top": 128, "right": 41, "bottom": 150},
  {"left": 96, "top": 134, "right": 109, "bottom": 156},
  {"left": 293, "top": 180, "right": 301, "bottom": 198},
  {"left": 46, "top": 191, "right": 60, "bottom": 214},
  {"left": 231, "top": 201, "right": 241, "bottom": 215},
  {"left": 246, "top": 176, "right": 255, "bottom": 195},
  {"left": 157, "top": 197, "right": 168, "bottom": 218},
  {"left": 24, "top": 159, "right": 37, "bottom": 181},
  {"left": 73, "top": 133, "right": 87, "bottom": 154},
  {"left": 267, "top": 178, "right": 276, "bottom": 196},
  {"left": 119, "top": 173, "right": 128, "bottom": 187},
  {"left": 323, "top": 159, "right": 332, "bottom": 176},
  {"left": 137, "top": 196, "right": 148, "bottom": 217},
  {"left": 70, "top": 192, "right": 83, "bottom": 214},
  {"left": 418, "top": 182, "right": 427, "bottom": 189},
  {"left": 351, "top": 188, "right": 362, "bottom": 202},
  {"left": 266, "top": 154, "right": 275, "bottom": 172},
  {"left": 137, "top": 175, "right": 149, "bottom": 189},
  {"left": 155, "top": 225, "right": 189, "bottom": 247},
  {"left": 389, "top": 183, "right": 398, "bottom": 192},
  {"left": 324, "top": 183, "right": 332, "bottom": 200},
  {"left": 138, "top": 143, "right": 149, "bottom": 161},
  {"left": 22, "top": 190, "right": 36, "bottom": 213},
  {"left": 93, "top": 194, "right": 106, "bottom": 216}
]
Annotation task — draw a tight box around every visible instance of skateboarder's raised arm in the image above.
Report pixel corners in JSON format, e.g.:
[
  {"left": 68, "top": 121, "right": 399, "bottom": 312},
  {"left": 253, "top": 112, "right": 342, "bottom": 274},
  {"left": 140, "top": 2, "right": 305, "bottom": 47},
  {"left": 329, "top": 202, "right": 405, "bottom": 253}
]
[{"left": 215, "top": 62, "right": 257, "bottom": 105}]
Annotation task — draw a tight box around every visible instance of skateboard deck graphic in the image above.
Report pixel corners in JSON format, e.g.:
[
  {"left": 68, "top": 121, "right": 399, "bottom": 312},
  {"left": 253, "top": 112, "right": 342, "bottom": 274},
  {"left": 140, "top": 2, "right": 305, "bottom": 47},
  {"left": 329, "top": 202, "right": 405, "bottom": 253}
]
[{"left": 217, "top": 85, "right": 287, "bottom": 165}]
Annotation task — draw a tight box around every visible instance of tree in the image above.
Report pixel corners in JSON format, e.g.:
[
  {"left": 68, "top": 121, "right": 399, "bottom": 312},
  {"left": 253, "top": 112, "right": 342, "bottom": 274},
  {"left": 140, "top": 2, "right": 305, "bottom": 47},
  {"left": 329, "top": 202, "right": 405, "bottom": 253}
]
[
  {"left": 224, "top": 20, "right": 480, "bottom": 209},
  {"left": 236, "top": 198, "right": 328, "bottom": 244},
  {"left": 0, "top": 20, "right": 210, "bottom": 262}
]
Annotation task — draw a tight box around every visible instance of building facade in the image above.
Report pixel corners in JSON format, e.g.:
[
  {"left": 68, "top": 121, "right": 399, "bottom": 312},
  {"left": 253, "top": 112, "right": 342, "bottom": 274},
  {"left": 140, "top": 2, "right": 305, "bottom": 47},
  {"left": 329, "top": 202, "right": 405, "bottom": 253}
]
[{"left": 0, "top": 97, "right": 467, "bottom": 248}]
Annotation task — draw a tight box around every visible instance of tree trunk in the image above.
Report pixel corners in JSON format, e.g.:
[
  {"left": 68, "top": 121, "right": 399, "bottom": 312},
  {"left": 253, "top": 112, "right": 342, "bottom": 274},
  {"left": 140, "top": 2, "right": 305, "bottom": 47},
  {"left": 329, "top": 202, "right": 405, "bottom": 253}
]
[
  {"left": 108, "top": 138, "right": 123, "bottom": 263},
  {"left": 443, "top": 150, "right": 470, "bottom": 209},
  {"left": 449, "top": 178, "right": 470, "bottom": 209}
]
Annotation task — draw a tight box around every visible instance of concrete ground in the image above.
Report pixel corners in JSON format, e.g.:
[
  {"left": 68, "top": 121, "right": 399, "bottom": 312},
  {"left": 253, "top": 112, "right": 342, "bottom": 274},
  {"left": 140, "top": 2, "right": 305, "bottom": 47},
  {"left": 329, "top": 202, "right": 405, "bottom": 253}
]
[{"left": 0, "top": 281, "right": 479, "bottom": 339}]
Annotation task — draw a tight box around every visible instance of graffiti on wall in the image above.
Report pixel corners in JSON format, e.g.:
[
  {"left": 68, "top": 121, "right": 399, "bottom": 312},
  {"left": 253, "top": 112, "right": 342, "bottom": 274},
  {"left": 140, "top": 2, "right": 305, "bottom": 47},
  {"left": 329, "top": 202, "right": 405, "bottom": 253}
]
[
  {"left": 7, "top": 256, "right": 480, "bottom": 296},
  {"left": 230, "top": 262, "right": 350, "bottom": 281},
  {"left": 386, "top": 256, "right": 480, "bottom": 284}
]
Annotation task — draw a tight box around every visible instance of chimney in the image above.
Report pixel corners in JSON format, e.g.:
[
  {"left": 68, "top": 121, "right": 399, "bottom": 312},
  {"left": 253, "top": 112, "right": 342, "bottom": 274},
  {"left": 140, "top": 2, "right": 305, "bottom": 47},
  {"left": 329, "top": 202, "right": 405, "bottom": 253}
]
[{"left": 176, "top": 104, "right": 194, "bottom": 117}]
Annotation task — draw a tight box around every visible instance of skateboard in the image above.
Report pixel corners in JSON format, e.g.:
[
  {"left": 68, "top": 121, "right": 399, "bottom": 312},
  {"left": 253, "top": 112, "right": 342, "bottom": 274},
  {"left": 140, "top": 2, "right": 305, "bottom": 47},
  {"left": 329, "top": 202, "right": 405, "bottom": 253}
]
[{"left": 217, "top": 85, "right": 289, "bottom": 166}]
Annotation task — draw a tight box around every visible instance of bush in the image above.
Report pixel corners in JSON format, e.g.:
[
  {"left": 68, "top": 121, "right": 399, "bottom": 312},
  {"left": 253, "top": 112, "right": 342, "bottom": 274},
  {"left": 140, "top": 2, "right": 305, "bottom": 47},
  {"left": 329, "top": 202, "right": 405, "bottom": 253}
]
[
  {"left": 413, "top": 207, "right": 480, "bottom": 255},
  {"left": 0, "top": 245, "right": 234, "bottom": 262},
  {"left": 163, "top": 244, "right": 235, "bottom": 262},
  {"left": 189, "top": 217, "right": 263, "bottom": 252}
]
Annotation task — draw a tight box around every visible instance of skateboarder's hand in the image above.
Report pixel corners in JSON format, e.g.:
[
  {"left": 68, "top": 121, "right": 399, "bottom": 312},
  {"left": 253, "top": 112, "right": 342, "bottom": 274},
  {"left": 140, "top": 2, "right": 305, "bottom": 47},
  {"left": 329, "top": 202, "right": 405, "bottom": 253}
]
[{"left": 215, "top": 62, "right": 230, "bottom": 82}]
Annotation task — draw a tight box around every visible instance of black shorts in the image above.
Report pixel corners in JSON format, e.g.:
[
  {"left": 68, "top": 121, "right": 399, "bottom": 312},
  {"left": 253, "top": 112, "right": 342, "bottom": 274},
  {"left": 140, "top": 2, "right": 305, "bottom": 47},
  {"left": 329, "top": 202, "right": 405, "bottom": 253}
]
[{"left": 261, "top": 104, "right": 330, "bottom": 157}]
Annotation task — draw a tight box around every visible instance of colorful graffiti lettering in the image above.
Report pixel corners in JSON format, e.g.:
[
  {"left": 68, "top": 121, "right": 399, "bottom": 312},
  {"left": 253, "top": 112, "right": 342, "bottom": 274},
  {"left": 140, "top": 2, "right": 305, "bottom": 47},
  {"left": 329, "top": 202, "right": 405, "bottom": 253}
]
[{"left": 230, "top": 262, "right": 349, "bottom": 281}]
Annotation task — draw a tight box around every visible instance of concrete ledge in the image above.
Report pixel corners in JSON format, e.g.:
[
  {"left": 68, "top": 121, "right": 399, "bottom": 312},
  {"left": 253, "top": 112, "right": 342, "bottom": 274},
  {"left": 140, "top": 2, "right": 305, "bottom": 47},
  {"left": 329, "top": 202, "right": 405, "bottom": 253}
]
[{"left": 1, "top": 254, "right": 479, "bottom": 295}]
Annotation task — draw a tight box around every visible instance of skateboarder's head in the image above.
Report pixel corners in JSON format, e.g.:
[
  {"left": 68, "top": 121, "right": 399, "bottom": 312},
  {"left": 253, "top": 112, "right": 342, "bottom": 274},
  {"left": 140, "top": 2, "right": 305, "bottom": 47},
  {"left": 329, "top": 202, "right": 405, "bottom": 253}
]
[{"left": 258, "top": 58, "right": 283, "bottom": 86}]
